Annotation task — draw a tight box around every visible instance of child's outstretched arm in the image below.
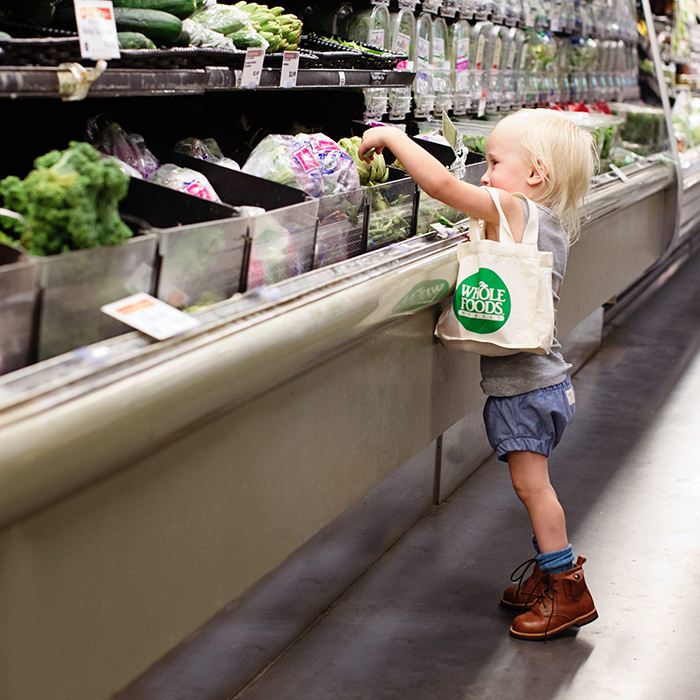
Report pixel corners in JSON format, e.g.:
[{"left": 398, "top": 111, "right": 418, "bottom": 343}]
[{"left": 360, "top": 127, "right": 504, "bottom": 226}]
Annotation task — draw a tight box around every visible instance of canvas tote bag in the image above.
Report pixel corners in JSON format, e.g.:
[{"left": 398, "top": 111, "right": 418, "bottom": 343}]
[{"left": 435, "top": 187, "right": 555, "bottom": 356}]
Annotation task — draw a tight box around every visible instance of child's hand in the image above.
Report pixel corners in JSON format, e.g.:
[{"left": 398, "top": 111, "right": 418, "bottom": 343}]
[{"left": 359, "top": 127, "right": 395, "bottom": 160}]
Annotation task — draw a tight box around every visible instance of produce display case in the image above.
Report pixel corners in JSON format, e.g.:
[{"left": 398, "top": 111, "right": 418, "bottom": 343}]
[
  {"left": 246, "top": 198, "right": 320, "bottom": 289},
  {"left": 0, "top": 244, "right": 39, "bottom": 376},
  {"left": 365, "top": 168, "right": 417, "bottom": 251},
  {"left": 0, "top": 1, "right": 695, "bottom": 699},
  {"left": 314, "top": 188, "right": 366, "bottom": 268}
]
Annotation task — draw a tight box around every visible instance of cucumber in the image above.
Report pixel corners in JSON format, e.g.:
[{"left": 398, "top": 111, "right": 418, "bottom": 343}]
[
  {"left": 114, "top": 8, "right": 182, "bottom": 46},
  {"left": 228, "top": 30, "right": 264, "bottom": 49},
  {"left": 118, "top": 31, "right": 157, "bottom": 49},
  {"left": 112, "top": 0, "right": 196, "bottom": 21}
]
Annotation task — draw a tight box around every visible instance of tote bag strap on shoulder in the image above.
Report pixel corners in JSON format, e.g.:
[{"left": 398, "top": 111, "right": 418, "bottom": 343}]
[{"left": 511, "top": 192, "right": 540, "bottom": 246}]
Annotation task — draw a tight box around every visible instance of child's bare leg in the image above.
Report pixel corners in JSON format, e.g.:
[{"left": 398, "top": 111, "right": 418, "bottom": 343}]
[{"left": 507, "top": 450, "right": 567, "bottom": 554}]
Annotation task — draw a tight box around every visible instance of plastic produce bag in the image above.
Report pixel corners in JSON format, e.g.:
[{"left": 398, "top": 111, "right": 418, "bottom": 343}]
[
  {"left": 86, "top": 116, "right": 160, "bottom": 179},
  {"left": 182, "top": 18, "right": 236, "bottom": 49},
  {"left": 242, "top": 134, "right": 360, "bottom": 198},
  {"left": 191, "top": 4, "right": 250, "bottom": 35},
  {"left": 174, "top": 137, "right": 240, "bottom": 170},
  {"left": 148, "top": 164, "right": 222, "bottom": 202}
]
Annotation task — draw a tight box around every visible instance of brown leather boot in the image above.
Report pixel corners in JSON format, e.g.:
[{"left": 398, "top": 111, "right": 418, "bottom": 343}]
[
  {"left": 509, "top": 556, "right": 598, "bottom": 640},
  {"left": 500, "top": 558, "right": 545, "bottom": 611}
]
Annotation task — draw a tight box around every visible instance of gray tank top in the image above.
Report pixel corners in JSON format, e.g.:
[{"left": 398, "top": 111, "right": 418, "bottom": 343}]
[{"left": 479, "top": 200, "right": 571, "bottom": 397}]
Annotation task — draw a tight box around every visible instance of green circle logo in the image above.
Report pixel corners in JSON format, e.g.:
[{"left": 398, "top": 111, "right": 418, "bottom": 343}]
[{"left": 453, "top": 268, "right": 511, "bottom": 334}]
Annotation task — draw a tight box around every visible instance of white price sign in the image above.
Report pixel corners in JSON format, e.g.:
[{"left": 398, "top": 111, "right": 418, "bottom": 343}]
[
  {"left": 101, "top": 293, "right": 200, "bottom": 341},
  {"left": 241, "top": 47, "right": 265, "bottom": 89},
  {"left": 73, "top": 0, "right": 120, "bottom": 60},
  {"left": 280, "top": 50, "right": 300, "bottom": 88}
]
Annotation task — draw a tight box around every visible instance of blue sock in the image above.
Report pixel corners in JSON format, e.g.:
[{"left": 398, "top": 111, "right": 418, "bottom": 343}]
[
  {"left": 536, "top": 544, "right": 575, "bottom": 574},
  {"left": 532, "top": 535, "right": 540, "bottom": 555}
]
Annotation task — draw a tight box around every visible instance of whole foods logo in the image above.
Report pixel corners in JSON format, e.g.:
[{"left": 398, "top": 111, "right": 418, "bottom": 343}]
[{"left": 453, "top": 268, "right": 511, "bottom": 334}]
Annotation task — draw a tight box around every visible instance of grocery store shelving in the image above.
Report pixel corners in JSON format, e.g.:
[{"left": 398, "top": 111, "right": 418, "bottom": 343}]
[{"left": 0, "top": 65, "right": 415, "bottom": 99}]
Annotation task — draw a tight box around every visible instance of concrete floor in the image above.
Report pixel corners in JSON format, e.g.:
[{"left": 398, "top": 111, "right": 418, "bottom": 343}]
[{"left": 233, "top": 247, "right": 700, "bottom": 700}]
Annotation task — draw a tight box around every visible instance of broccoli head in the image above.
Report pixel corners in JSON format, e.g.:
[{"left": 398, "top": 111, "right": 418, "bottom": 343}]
[{"left": 0, "top": 141, "right": 133, "bottom": 256}]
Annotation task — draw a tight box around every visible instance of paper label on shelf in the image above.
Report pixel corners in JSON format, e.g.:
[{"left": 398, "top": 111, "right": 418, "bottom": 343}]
[
  {"left": 398, "top": 0, "right": 419, "bottom": 9},
  {"left": 609, "top": 163, "right": 630, "bottom": 182},
  {"left": 478, "top": 88, "right": 487, "bottom": 117},
  {"left": 506, "top": 42, "right": 516, "bottom": 70},
  {"left": 520, "top": 46, "right": 529, "bottom": 71},
  {"left": 393, "top": 30, "right": 411, "bottom": 55},
  {"left": 241, "top": 47, "right": 265, "bottom": 88},
  {"left": 442, "top": 111, "right": 458, "bottom": 152},
  {"left": 456, "top": 37, "right": 470, "bottom": 71},
  {"left": 101, "top": 293, "right": 200, "bottom": 341},
  {"left": 371, "top": 0, "right": 390, "bottom": 5},
  {"left": 475, "top": 34, "right": 485, "bottom": 70},
  {"left": 280, "top": 51, "right": 299, "bottom": 88},
  {"left": 492, "top": 37, "right": 502, "bottom": 70},
  {"left": 418, "top": 37, "right": 430, "bottom": 66},
  {"left": 73, "top": 0, "right": 120, "bottom": 60},
  {"left": 369, "top": 29, "right": 385, "bottom": 49},
  {"left": 433, "top": 37, "right": 446, "bottom": 69}
]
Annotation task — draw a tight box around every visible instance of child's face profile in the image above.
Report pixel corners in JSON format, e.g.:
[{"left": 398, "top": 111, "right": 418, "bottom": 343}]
[{"left": 480, "top": 122, "right": 536, "bottom": 195}]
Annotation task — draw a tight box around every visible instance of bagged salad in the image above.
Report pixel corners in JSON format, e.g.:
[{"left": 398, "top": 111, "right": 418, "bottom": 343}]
[
  {"left": 86, "top": 115, "right": 160, "bottom": 179},
  {"left": 148, "top": 164, "right": 222, "bottom": 202},
  {"left": 242, "top": 134, "right": 360, "bottom": 198},
  {"left": 174, "top": 137, "right": 240, "bottom": 170}
]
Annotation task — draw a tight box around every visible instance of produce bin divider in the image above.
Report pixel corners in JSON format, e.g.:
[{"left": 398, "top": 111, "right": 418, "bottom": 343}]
[
  {"left": 120, "top": 177, "right": 239, "bottom": 229},
  {"left": 34, "top": 233, "right": 160, "bottom": 362},
  {"left": 167, "top": 153, "right": 309, "bottom": 211},
  {"left": 0, "top": 244, "right": 40, "bottom": 376}
]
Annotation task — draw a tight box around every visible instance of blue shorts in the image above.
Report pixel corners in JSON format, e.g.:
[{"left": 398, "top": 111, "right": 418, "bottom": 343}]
[{"left": 483, "top": 377, "right": 575, "bottom": 463}]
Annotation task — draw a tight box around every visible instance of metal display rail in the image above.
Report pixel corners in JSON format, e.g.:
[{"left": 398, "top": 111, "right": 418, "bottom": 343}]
[{"left": 0, "top": 66, "right": 415, "bottom": 99}]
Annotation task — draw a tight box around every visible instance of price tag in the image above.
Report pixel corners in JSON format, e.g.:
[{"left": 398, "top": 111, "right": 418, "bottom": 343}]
[
  {"left": 280, "top": 50, "right": 299, "bottom": 88},
  {"left": 478, "top": 88, "right": 487, "bottom": 117},
  {"left": 433, "top": 37, "right": 446, "bottom": 69},
  {"left": 73, "top": 0, "right": 120, "bottom": 60},
  {"left": 101, "top": 293, "right": 200, "bottom": 341},
  {"left": 456, "top": 37, "right": 469, "bottom": 71},
  {"left": 442, "top": 111, "right": 458, "bottom": 152},
  {"left": 369, "top": 29, "right": 385, "bottom": 49},
  {"left": 241, "top": 47, "right": 265, "bottom": 89},
  {"left": 475, "top": 33, "right": 485, "bottom": 70}
]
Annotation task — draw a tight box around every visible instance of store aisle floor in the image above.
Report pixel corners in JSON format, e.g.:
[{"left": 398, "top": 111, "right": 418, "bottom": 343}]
[{"left": 235, "top": 248, "right": 700, "bottom": 700}]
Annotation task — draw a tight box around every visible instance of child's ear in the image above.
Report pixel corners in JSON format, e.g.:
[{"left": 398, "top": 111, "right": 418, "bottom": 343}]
[{"left": 527, "top": 160, "right": 547, "bottom": 186}]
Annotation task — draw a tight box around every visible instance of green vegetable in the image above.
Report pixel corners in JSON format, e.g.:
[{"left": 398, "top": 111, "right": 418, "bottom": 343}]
[
  {"left": 338, "top": 136, "right": 389, "bottom": 186},
  {"left": 113, "top": 0, "right": 196, "bottom": 20},
  {"left": 0, "top": 142, "right": 133, "bottom": 256},
  {"left": 228, "top": 29, "right": 264, "bottom": 48},
  {"left": 191, "top": 4, "right": 248, "bottom": 34},
  {"left": 114, "top": 7, "right": 183, "bottom": 46},
  {"left": 117, "top": 31, "right": 157, "bottom": 49}
]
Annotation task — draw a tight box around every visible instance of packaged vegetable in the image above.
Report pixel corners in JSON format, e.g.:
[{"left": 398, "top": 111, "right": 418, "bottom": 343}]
[
  {"left": 86, "top": 116, "right": 160, "bottom": 179},
  {"left": 173, "top": 137, "right": 240, "bottom": 170},
  {"left": 191, "top": 3, "right": 249, "bottom": 34},
  {"left": 148, "top": 164, "right": 222, "bottom": 201},
  {"left": 242, "top": 134, "right": 360, "bottom": 198},
  {"left": 182, "top": 18, "right": 236, "bottom": 48}
]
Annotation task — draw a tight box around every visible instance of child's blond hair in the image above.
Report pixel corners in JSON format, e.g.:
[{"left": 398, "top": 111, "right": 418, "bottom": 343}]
[{"left": 493, "top": 109, "right": 597, "bottom": 243}]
